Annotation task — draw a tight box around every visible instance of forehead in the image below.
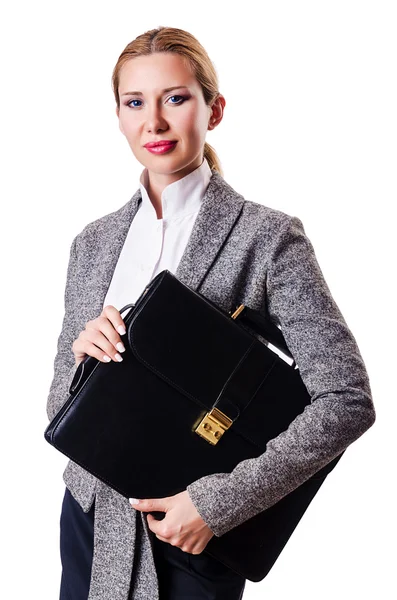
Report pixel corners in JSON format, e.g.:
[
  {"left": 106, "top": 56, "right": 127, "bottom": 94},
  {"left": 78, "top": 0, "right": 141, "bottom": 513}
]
[{"left": 118, "top": 52, "right": 198, "bottom": 94}]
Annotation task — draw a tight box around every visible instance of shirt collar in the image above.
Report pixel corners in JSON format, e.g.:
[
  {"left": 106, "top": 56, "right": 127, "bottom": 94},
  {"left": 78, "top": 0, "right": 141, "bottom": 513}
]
[{"left": 138, "top": 157, "right": 213, "bottom": 220}]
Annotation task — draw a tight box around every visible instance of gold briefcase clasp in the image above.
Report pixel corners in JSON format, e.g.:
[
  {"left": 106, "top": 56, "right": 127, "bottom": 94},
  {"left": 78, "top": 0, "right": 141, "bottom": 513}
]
[{"left": 194, "top": 407, "right": 233, "bottom": 445}]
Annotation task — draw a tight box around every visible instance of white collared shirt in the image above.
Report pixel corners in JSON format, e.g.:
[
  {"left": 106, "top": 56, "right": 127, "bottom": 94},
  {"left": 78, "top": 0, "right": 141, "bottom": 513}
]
[{"left": 103, "top": 157, "right": 213, "bottom": 310}]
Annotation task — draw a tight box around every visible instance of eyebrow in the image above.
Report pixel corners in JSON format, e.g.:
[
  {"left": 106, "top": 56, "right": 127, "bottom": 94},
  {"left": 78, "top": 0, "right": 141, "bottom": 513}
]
[{"left": 120, "top": 86, "right": 189, "bottom": 97}]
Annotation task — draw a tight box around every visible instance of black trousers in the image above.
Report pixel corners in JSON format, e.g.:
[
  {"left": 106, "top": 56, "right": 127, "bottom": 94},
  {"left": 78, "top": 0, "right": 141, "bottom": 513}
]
[{"left": 59, "top": 486, "right": 246, "bottom": 599}]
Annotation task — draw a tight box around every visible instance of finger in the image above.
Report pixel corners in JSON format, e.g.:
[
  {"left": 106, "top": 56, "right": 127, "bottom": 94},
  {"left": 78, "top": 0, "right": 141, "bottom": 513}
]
[
  {"left": 146, "top": 514, "right": 166, "bottom": 538},
  {"left": 86, "top": 315, "right": 126, "bottom": 361},
  {"left": 129, "top": 498, "right": 168, "bottom": 512},
  {"left": 72, "top": 332, "right": 112, "bottom": 364},
  {"left": 77, "top": 326, "right": 123, "bottom": 363},
  {"left": 102, "top": 305, "right": 127, "bottom": 336}
]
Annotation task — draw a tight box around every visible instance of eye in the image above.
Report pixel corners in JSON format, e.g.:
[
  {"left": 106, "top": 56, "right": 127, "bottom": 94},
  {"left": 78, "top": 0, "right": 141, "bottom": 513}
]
[
  {"left": 127, "top": 99, "right": 143, "bottom": 108},
  {"left": 168, "top": 95, "right": 186, "bottom": 105},
  {"left": 126, "top": 95, "right": 187, "bottom": 108}
]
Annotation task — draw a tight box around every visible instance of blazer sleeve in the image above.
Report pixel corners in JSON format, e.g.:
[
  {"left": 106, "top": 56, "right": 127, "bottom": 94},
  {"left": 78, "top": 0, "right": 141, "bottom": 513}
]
[
  {"left": 46, "top": 234, "right": 81, "bottom": 422},
  {"left": 186, "top": 215, "right": 376, "bottom": 537}
]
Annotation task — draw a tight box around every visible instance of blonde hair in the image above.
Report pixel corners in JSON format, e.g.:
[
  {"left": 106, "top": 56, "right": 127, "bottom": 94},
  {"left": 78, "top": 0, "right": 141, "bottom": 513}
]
[{"left": 111, "top": 26, "right": 223, "bottom": 176}]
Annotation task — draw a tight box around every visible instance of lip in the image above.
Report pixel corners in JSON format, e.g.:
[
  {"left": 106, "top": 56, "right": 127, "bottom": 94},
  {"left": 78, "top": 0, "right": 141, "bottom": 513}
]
[
  {"left": 145, "top": 141, "right": 178, "bottom": 155},
  {"left": 144, "top": 140, "right": 177, "bottom": 148}
]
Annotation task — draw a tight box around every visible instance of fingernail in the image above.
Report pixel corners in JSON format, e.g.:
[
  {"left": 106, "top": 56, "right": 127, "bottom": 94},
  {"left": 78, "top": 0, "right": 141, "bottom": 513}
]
[
  {"left": 116, "top": 342, "right": 125, "bottom": 353},
  {"left": 115, "top": 353, "right": 123, "bottom": 362},
  {"left": 129, "top": 498, "right": 139, "bottom": 505},
  {"left": 103, "top": 355, "right": 111, "bottom": 362},
  {"left": 117, "top": 325, "right": 126, "bottom": 335}
]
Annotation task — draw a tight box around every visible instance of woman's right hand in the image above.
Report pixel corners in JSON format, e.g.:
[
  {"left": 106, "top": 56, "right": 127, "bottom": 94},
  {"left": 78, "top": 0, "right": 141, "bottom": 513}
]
[{"left": 72, "top": 305, "right": 127, "bottom": 366}]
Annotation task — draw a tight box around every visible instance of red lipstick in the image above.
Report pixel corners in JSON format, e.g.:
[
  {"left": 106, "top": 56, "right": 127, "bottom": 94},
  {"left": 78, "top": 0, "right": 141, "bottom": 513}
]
[{"left": 144, "top": 140, "right": 178, "bottom": 154}]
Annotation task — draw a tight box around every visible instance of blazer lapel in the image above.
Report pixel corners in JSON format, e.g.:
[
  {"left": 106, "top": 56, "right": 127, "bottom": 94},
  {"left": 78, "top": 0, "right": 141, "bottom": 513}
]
[
  {"left": 93, "top": 191, "right": 141, "bottom": 314},
  {"left": 96, "top": 169, "right": 245, "bottom": 309},
  {"left": 175, "top": 170, "right": 245, "bottom": 292}
]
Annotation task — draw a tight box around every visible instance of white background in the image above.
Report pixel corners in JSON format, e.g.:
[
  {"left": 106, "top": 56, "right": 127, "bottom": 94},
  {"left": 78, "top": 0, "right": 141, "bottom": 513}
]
[{"left": 0, "top": 1, "right": 395, "bottom": 598}]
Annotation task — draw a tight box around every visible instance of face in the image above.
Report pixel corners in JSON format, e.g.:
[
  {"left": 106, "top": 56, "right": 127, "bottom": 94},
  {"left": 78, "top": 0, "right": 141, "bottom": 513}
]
[{"left": 116, "top": 52, "right": 224, "bottom": 185}]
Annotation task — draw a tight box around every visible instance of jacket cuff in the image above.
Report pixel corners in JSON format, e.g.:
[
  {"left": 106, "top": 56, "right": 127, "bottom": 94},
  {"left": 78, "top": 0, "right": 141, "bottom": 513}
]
[{"left": 186, "top": 470, "right": 263, "bottom": 538}]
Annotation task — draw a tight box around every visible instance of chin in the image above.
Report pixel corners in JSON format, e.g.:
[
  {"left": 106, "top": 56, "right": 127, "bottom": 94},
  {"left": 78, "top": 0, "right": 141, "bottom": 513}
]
[{"left": 136, "top": 149, "right": 200, "bottom": 176}]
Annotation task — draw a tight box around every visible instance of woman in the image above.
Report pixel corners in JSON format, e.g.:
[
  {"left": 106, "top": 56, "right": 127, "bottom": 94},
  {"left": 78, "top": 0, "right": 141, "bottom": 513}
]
[{"left": 46, "top": 26, "right": 376, "bottom": 600}]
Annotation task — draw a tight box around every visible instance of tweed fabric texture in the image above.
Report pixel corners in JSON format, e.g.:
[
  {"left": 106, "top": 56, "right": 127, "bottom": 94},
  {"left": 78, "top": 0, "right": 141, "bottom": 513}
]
[{"left": 46, "top": 169, "right": 376, "bottom": 599}]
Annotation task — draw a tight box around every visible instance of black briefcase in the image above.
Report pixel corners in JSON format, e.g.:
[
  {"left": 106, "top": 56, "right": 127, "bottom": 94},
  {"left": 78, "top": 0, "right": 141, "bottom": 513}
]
[{"left": 44, "top": 269, "right": 344, "bottom": 582}]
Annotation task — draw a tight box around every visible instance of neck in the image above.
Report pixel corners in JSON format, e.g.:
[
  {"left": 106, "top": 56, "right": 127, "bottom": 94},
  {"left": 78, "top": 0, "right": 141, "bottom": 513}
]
[{"left": 145, "top": 154, "right": 204, "bottom": 218}]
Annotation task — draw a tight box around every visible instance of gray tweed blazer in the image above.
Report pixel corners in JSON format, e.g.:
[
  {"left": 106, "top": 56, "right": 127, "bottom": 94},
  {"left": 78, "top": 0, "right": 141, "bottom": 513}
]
[{"left": 46, "top": 169, "right": 376, "bottom": 599}]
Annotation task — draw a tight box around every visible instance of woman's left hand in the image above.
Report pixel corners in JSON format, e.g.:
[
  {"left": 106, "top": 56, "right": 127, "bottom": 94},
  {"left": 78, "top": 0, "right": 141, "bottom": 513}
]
[{"left": 129, "top": 490, "right": 215, "bottom": 554}]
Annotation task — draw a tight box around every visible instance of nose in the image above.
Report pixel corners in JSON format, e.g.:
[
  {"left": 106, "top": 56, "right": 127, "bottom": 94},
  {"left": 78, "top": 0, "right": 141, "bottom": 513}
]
[{"left": 145, "top": 103, "right": 168, "bottom": 134}]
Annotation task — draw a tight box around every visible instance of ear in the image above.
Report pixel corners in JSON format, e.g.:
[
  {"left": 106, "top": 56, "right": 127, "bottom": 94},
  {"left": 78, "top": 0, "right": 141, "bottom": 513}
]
[{"left": 208, "top": 94, "right": 226, "bottom": 131}]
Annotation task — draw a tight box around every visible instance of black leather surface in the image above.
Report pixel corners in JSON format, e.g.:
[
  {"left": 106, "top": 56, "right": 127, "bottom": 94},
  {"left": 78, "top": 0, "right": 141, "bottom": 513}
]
[{"left": 44, "top": 269, "right": 344, "bottom": 581}]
